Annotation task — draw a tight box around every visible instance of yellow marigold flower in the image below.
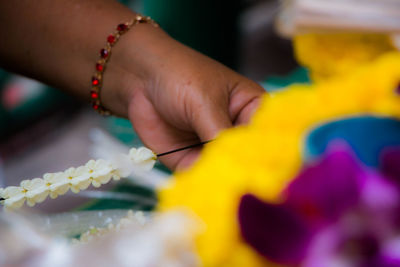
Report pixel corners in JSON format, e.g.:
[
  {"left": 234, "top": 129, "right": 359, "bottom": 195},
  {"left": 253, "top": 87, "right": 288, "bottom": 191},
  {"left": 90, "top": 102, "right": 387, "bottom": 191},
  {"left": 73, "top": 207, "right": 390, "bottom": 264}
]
[
  {"left": 294, "top": 34, "right": 396, "bottom": 82},
  {"left": 158, "top": 52, "right": 400, "bottom": 266}
]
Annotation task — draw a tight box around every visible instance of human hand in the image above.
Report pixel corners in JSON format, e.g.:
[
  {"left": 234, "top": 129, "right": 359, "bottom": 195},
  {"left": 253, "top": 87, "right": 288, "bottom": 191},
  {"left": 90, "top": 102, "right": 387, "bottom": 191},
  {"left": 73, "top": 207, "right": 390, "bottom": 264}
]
[
  {"left": 0, "top": 0, "right": 264, "bottom": 171},
  {"left": 105, "top": 25, "right": 265, "bottom": 170}
]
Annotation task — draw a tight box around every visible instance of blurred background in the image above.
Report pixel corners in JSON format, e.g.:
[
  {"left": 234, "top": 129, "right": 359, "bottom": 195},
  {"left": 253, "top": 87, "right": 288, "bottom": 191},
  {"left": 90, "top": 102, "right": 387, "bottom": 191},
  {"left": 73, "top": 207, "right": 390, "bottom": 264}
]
[{"left": 0, "top": 0, "right": 306, "bottom": 213}]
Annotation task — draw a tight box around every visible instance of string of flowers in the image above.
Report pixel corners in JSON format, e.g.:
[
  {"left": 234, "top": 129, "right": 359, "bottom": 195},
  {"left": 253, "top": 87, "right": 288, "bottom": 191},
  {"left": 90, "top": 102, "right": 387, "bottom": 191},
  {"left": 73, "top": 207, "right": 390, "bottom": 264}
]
[
  {"left": 0, "top": 147, "right": 156, "bottom": 210},
  {"left": 74, "top": 210, "right": 147, "bottom": 244}
]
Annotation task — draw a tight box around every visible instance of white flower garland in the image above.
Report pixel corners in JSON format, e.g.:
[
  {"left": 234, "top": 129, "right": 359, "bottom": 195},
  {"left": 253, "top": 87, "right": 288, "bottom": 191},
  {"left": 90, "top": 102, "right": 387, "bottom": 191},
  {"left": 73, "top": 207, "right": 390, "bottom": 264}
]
[
  {"left": 0, "top": 147, "right": 156, "bottom": 210},
  {"left": 74, "top": 210, "right": 147, "bottom": 244}
]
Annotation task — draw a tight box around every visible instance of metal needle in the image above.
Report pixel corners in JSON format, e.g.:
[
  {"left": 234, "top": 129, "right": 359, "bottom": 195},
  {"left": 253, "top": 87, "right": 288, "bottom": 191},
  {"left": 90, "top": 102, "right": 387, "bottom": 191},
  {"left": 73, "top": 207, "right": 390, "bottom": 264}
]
[{"left": 156, "top": 140, "right": 211, "bottom": 157}]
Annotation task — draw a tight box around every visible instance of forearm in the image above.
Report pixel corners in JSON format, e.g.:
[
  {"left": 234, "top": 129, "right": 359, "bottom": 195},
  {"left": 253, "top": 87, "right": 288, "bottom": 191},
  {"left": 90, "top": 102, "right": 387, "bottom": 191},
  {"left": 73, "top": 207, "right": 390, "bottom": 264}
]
[
  {"left": 0, "top": 0, "right": 162, "bottom": 116},
  {"left": 0, "top": 1, "right": 266, "bottom": 170}
]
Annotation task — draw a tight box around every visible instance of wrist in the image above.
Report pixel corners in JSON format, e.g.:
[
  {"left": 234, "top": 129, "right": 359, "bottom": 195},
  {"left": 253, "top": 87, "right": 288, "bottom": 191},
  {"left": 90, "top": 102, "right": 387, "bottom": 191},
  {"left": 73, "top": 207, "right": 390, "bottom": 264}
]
[{"left": 101, "top": 23, "right": 171, "bottom": 117}]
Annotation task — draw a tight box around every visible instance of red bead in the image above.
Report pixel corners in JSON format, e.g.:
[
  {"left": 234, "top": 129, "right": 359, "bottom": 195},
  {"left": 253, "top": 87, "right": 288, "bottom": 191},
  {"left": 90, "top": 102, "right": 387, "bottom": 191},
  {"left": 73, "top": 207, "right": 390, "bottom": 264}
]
[
  {"left": 90, "top": 91, "right": 99, "bottom": 99},
  {"left": 100, "top": 49, "right": 109, "bottom": 58},
  {"left": 107, "top": 35, "right": 116, "bottom": 44},
  {"left": 92, "top": 103, "right": 100, "bottom": 110},
  {"left": 92, "top": 77, "right": 99, "bottom": 86},
  {"left": 117, "top": 23, "right": 127, "bottom": 32},
  {"left": 96, "top": 63, "right": 103, "bottom": 72}
]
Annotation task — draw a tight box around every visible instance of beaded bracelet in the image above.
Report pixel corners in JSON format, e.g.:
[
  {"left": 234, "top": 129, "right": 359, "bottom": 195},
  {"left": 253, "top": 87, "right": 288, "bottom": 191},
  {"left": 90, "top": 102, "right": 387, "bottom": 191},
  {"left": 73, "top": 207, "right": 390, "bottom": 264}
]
[{"left": 91, "top": 14, "right": 159, "bottom": 116}]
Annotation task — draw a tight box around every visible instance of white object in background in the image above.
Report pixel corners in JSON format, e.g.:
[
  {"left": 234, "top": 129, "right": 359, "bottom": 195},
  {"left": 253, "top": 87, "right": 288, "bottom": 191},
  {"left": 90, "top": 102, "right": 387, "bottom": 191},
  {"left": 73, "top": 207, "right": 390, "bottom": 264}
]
[
  {"left": 276, "top": 0, "right": 400, "bottom": 37},
  {"left": 0, "top": 210, "right": 201, "bottom": 267}
]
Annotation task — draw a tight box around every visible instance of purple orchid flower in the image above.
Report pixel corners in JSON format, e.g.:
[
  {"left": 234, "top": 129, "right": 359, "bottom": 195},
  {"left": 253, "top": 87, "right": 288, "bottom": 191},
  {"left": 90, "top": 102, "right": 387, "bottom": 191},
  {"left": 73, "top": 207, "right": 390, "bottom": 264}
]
[{"left": 239, "top": 143, "right": 400, "bottom": 267}]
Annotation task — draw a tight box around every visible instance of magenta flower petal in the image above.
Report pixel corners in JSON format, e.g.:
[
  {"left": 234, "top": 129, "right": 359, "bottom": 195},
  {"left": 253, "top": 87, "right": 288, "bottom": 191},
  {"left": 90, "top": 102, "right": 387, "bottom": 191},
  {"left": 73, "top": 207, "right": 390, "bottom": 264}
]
[
  {"left": 239, "top": 143, "right": 400, "bottom": 266},
  {"left": 381, "top": 147, "right": 400, "bottom": 184},
  {"left": 284, "top": 147, "right": 363, "bottom": 224},
  {"left": 360, "top": 172, "right": 399, "bottom": 214},
  {"left": 239, "top": 194, "right": 312, "bottom": 264},
  {"left": 363, "top": 257, "right": 400, "bottom": 267},
  {"left": 378, "top": 238, "right": 400, "bottom": 267}
]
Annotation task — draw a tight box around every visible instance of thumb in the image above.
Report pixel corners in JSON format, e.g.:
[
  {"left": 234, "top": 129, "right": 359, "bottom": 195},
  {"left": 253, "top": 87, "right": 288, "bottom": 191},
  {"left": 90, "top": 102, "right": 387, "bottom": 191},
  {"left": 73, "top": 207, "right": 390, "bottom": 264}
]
[{"left": 191, "top": 102, "right": 232, "bottom": 142}]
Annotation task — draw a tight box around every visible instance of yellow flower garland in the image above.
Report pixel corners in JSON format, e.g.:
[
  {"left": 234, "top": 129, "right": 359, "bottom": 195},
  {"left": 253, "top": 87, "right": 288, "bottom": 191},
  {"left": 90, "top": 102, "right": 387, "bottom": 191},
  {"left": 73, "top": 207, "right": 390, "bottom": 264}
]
[
  {"left": 159, "top": 48, "right": 400, "bottom": 265},
  {"left": 294, "top": 34, "right": 396, "bottom": 81}
]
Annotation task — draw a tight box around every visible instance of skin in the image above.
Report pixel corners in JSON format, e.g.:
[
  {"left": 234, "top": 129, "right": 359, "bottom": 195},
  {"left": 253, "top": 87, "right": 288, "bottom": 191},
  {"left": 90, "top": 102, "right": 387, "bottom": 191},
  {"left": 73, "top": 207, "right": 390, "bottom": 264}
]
[{"left": 0, "top": 0, "right": 265, "bottom": 170}]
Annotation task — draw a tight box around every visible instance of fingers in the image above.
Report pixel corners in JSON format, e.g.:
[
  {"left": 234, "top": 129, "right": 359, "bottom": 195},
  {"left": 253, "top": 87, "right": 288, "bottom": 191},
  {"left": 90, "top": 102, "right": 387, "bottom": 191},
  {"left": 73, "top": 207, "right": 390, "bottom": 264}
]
[
  {"left": 191, "top": 100, "right": 233, "bottom": 142},
  {"left": 229, "top": 80, "right": 266, "bottom": 125},
  {"left": 190, "top": 79, "right": 265, "bottom": 143},
  {"left": 174, "top": 147, "right": 202, "bottom": 171},
  {"left": 234, "top": 96, "right": 262, "bottom": 125}
]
